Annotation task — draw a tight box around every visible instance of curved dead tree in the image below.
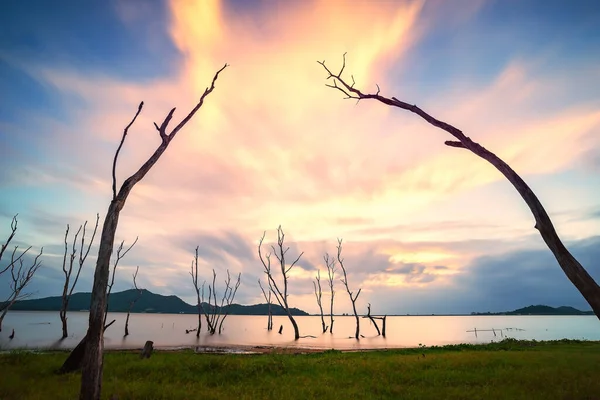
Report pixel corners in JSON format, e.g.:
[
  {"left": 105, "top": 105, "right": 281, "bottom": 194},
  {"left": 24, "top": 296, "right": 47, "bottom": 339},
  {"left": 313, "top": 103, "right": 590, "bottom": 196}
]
[
  {"left": 104, "top": 237, "right": 138, "bottom": 326},
  {"left": 336, "top": 239, "right": 361, "bottom": 339},
  {"left": 324, "top": 253, "right": 336, "bottom": 334},
  {"left": 217, "top": 270, "right": 241, "bottom": 334},
  {"left": 258, "top": 226, "right": 302, "bottom": 340},
  {"left": 77, "top": 64, "right": 227, "bottom": 400},
  {"left": 313, "top": 270, "right": 327, "bottom": 333},
  {"left": 258, "top": 279, "right": 273, "bottom": 330},
  {"left": 124, "top": 266, "right": 142, "bottom": 337},
  {"left": 0, "top": 247, "right": 43, "bottom": 331},
  {"left": 60, "top": 215, "right": 99, "bottom": 339},
  {"left": 319, "top": 54, "right": 600, "bottom": 320}
]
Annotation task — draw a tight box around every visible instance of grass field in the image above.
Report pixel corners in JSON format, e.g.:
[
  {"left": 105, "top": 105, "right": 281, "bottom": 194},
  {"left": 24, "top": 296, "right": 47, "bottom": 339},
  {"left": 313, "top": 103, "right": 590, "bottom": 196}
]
[{"left": 1, "top": 339, "right": 599, "bottom": 399}]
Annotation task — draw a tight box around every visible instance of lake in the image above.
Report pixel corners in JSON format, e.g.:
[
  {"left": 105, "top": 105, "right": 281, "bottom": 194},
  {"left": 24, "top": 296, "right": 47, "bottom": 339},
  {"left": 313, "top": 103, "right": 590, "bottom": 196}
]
[{"left": 1, "top": 311, "right": 599, "bottom": 351}]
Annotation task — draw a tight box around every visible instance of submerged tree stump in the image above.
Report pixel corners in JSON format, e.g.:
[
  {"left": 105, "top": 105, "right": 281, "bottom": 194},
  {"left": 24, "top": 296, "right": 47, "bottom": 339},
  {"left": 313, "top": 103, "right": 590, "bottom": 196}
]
[{"left": 140, "top": 341, "right": 154, "bottom": 359}]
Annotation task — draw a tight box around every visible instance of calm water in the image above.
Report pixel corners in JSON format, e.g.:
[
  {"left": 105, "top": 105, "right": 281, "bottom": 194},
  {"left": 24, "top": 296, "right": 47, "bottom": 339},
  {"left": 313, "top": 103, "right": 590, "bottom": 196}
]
[{"left": 1, "top": 311, "right": 599, "bottom": 350}]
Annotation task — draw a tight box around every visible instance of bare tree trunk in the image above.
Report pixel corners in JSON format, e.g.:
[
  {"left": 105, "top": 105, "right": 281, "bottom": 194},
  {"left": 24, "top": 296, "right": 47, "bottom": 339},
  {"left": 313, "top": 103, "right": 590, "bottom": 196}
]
[
  {"left": 324, "top": 253, "right": 336, "bottom": 334},
  {"left": 124, "top": 266, "right": 142, "bottom": 337},
  {"left": 336, "top": 239, "right": 361, "bottom": 339},
  {"left": 78, "top": 64, "right": 227, "bottom": 400},
  {"left": 258, "top": 279, "right": 273, "bottom": 330},
  {"left": 319, "top": 55, "right": 600, "bottom": 320},
  {"left": 313, "top": 270, "right": 327, "bottom": 333},
  {"left": 258, "top": 226, "right": 302, "bottom": 340}
]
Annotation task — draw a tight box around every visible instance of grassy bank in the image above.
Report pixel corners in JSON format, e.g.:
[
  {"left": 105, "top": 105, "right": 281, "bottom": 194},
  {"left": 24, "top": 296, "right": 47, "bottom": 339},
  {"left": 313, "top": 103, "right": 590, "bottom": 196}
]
[{"left": 1, "top": 339, "right": 599, "bottom": 399}]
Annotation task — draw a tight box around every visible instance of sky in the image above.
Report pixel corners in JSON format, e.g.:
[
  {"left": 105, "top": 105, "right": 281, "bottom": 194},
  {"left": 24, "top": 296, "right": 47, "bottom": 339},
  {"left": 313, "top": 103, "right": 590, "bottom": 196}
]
[{"left": 0, "top": 0, "right": 599, "bottom": 315}]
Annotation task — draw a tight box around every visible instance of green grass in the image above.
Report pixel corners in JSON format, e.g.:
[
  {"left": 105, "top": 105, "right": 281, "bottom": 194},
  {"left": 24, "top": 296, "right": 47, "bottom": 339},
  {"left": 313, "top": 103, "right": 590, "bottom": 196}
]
[{"left": 1, "top": 339, "right": 599, "bottom": 399}]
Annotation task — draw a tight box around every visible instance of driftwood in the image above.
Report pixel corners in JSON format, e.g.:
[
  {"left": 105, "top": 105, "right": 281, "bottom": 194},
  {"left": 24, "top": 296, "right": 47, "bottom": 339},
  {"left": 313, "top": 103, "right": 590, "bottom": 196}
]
[
  {"left": 140, "top": 341, "right": 153, "bottom": 359},
  {"left": 78, "top": 61, "right": 227, "bottom": 400},
  {"left": 319, "top": 54, "right": 600, "bottom": 320},
  {"left": 59, "top": 319, "right": 116, "bottom": 374}
]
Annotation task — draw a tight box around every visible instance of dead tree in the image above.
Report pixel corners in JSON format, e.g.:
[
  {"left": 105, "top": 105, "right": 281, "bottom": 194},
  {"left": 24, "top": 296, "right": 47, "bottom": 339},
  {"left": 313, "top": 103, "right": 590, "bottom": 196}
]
[
  {"left": 190, "top": 248, "right": 241, "bottom": 335},
  {"left": 104, "top": 237, "right": 138, "bottom": 326},
  {"left": 124, "top": 266, "right": 142, "bottom": 337},
  {"left": 258, "top": 226, "right": 302, "bottom": 340},
  {"left": 0, "top": 248, "right": 43, "bottom": 331},
  {"left": 58, "top": 319, "right": 116, "bottom": 375},
  {"left": 258, "top": 279, "right": 273, "bottom": 330},
  {"left": 1, "top": 215, "right": 31, "bottom": 276},
  {"left": 77, "top": 63, "right": 227, "bottom": 400},
  {"left": 336, "top": 239, "right": 361, "bottom": 339},
  {"left": 217, "top": 271, "right": 241, "bottom": 334},
  {"left": 324, "top": 253, "right": 336, "bottom": 334},
  {"left": 190, "top": 247, "right": 204, "bottom": 337},
  {"left": 313, "top": 270, "right": 327, "bottom": 333},
  {"left": 363, "top": 303, "right": 386, "bottom": 337},
  {"left": 60, "top": 215, "right": 99, "bottom": 339},
  {"left": 319, "top": 54, "right": 600, "bottom": 320}
]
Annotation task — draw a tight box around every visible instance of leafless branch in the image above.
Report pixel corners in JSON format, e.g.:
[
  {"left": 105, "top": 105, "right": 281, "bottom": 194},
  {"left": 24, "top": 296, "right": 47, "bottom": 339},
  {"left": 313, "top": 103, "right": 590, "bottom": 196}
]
[
  {"left": 0, "top": 247, "right": 43, "bottom": 331},
  {"left": 124, "top": 266, "right": 143, "bottom": 336},
  {"left": 258, "top": 278, "right": 273, "bottom": 330},
  {"left": 313, "top": 270, "right": 327, "bottom": 333},
  {"left": 319, "top": 54, "right": 600, "bottom": 320},
  {"left": 1, "top": 215, "right": 32, "bottom": 276},
  {"left": 324, "top": 253, "right": 336, "bottom": 333},
  {"left": 105, "top": 237, "right": 138, "bottom": 325}
]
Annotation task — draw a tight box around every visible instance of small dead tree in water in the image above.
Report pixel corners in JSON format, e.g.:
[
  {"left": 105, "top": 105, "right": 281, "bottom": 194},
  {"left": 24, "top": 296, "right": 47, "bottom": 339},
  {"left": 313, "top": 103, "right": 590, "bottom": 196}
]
[
  {"left": 324, "top": 253, "right": 336, "bottom": 334},
  {"left": 60, "top": 215, "right": 99, "bottom": 339},
  {"left": 75, "top": 64, "right": 227, "bottom": 400},
  {"left": 363, "top": 303, "right": 386, "bottom": 337},
  {"left": 336, "top": 239, "right": 361, "bottom": 339},
  {"left": 258, "top": 226, "right": 302, "bottom": 340},
  {"left": 258, "top": 279, "right": 273, "bottom": 330},
  {"left": 104, "top": 237, "right": 138, "bottom": 326},
  {"left": 124, "top": 266, "right": 142, "bottom": 337},
  {"left": 319, "top": 54, "right": 600, "bottom": 321},
  {"left": 0, "top": 248, "right": 43, "bottom": 331},
  {"left": 191, "top": 247, "right": 241, "bottom": 335},
  {"left": 313, "top": 270, "right": 327, "bottom": 333}
]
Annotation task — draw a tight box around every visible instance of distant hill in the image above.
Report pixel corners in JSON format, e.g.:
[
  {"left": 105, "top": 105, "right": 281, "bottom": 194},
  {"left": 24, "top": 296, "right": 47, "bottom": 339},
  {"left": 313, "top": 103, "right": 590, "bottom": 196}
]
[
  {"left": 472, "top": 305, "right": 594, "bottom": 316},
  {"left": 10, "top": 289, "right": 309, "bottom": 316}
]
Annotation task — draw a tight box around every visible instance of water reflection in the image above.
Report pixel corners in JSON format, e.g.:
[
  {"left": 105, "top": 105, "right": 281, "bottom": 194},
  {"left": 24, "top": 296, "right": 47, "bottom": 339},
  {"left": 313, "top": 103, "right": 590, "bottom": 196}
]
[{"left": 1, "top": 311, "right": 598, "bottom": 350}]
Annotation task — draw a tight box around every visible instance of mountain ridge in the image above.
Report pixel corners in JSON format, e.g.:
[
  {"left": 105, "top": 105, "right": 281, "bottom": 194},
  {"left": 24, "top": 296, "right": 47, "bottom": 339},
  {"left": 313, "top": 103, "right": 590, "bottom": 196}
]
[
  {"left": 471, "top": 304, "right": 594, "bottom": 316},
  {"left": 9, "top": 289, "right": 309, "bottom": 316}
]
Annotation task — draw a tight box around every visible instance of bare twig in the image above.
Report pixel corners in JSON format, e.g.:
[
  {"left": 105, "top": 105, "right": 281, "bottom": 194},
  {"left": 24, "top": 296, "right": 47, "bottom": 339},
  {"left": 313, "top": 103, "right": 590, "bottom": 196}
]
[
  {"left": 258, "top": 278, "right": 273, "bottom": 330},
  {"left": 324, "top": 253, "right": 336, "bottom": 334},
  {"left": 104, "top": 237, "right": 138, "bottom": 325},
  {"left": 313, "top": 270, "right": 327, "bottom": 333},
  {"left": 124, "top": 266, "right": 143, "bottom": 336}
]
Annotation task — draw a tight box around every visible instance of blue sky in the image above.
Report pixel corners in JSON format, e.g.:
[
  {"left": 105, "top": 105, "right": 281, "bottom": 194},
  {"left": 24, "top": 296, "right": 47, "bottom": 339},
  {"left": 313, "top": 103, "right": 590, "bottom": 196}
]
[{"left": 0, "top": 0, "right": 599, "bottom": 315}]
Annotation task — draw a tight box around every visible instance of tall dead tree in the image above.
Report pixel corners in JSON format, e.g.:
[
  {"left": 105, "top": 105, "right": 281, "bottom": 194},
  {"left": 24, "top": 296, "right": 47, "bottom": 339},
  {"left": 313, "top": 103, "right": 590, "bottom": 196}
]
[
  {"left": 104, "top": 237, "right": 138, "bottom": 326},
  {"left": 60, "top": 215, "right": 99, "bottom": 339},
  {"left": 363, "top": 303, "right": 386, "bottom": 337},
  {"left": 324, "top": 253, "right": 336, "bottom": 333},
  {"left": 258, "top": 279, "right": 273, "bottom": 330},
  {"left": 124, "top": 266, "right": 142, "bottom": 337},
  {"left": 217, "top": 270, "right": 241, "bottom": 334},
  {"left": 258, "top": 226, "right": 302, "bottom": 340},
  {"left": 319, "top": 54, "right": 600, "bottom": 320},
  {"left": 190, "top": 247, "right": 204, "bottom": 337},
  {"left": 336, "top": 239, "right": 361, "bottom": 339},
  {"left": 0, "top": 248, "right": 43, "bottom": 331},
  {"left": 77, "top": 64, "right": 227, "bottom": 400},
  {"left": 313, "top": 270, "right": 327, "bottom": 333}
]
